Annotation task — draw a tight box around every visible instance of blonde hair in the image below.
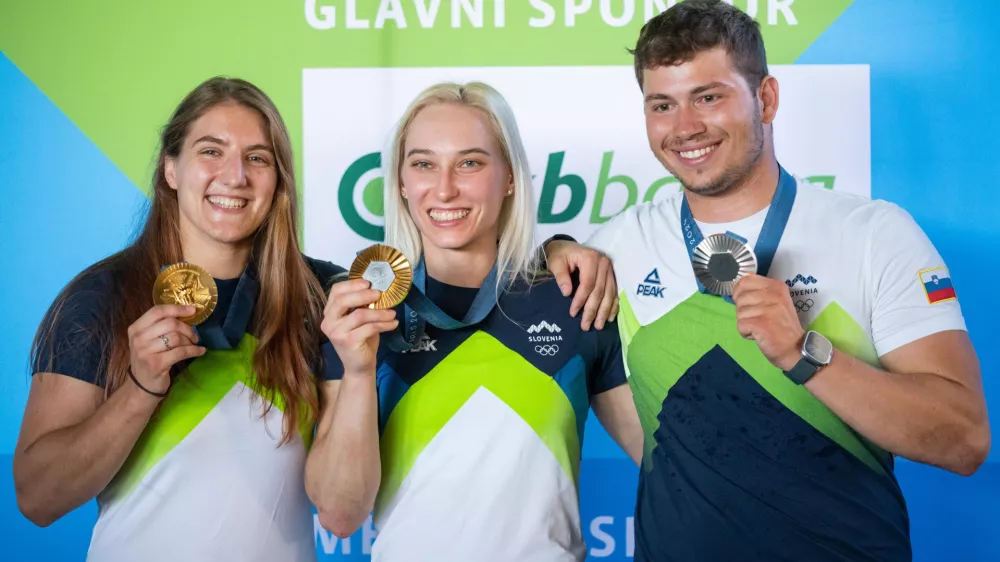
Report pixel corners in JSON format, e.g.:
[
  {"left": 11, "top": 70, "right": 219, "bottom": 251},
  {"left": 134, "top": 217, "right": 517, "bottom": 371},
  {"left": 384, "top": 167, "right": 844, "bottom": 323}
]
[{"left": 382, "top": 81, "right": 540, "bottom": 289}]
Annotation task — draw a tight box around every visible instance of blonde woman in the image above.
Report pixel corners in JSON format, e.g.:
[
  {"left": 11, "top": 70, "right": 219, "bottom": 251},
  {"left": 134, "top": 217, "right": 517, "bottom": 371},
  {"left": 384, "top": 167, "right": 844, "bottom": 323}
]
[{"left": 306, "top": 82, "right": 643, "bottom": 561}]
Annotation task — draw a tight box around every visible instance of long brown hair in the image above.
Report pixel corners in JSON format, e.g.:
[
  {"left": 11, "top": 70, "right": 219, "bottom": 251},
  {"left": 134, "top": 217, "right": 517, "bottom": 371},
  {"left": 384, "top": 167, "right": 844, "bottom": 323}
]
[{"left": 31, "top": 77, "right": 325, "bottom": 443}]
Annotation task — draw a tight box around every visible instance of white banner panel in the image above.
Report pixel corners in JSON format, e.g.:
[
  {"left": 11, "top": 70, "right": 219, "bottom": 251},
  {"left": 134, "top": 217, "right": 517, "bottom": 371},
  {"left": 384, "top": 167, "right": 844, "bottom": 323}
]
[{"left": 303, "top": 65, "right": 869, "bottom": 265}]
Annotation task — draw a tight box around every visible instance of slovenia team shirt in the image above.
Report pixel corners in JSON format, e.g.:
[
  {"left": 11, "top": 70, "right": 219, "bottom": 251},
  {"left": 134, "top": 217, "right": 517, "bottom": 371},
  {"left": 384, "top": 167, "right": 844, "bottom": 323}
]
[
  {"left": 34, "top": 256, "right": 344, "bottom": 562},
  {"left": 323, "top": 274, "right": 627, "bottom": 561},
  {"left": 587, "top": 176, "right": 966, "bottom": 561}
]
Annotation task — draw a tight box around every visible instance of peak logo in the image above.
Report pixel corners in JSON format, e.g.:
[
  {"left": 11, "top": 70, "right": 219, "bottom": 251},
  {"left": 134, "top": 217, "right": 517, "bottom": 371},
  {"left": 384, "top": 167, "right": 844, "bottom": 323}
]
[
  {"left": 636, "top": 268, "right": 665, "bottom": 298},
  {"left": 402, "top": 333, "right": 437, "bottom": 353}
]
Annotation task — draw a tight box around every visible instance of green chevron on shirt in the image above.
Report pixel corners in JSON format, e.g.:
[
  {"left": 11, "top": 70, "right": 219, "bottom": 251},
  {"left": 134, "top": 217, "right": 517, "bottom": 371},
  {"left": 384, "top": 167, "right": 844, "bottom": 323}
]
[
  {"left": 376, "top": 331, "right": 580, "bottom": 514},
  {"left": 102, "top": 334, "right": 315, "bottom": 504},
  {"left": 624, "top": 292, "right": 885, "bottom": 474}
]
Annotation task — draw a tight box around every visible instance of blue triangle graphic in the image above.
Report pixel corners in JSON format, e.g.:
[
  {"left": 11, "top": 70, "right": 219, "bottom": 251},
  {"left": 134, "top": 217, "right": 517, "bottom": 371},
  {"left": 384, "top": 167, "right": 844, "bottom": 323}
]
[
  {"left": 644, "top": 269, "right": 661, "bottom": 285},
  {"left": 0, "top": 52, "right": 148, "bottom": 452}
]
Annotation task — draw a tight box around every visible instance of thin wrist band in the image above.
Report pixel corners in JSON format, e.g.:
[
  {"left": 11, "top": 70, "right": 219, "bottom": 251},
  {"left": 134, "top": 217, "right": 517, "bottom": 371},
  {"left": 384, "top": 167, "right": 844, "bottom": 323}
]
[{"left": 128, "top": 367, "right": 168, "bottom": 398}]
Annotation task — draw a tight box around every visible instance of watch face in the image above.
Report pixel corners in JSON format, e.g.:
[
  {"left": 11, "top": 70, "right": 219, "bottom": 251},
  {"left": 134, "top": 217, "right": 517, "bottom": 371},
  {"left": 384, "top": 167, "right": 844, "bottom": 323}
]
[{"left": 803, "top": 332, "right": 834, "bottom": 365}]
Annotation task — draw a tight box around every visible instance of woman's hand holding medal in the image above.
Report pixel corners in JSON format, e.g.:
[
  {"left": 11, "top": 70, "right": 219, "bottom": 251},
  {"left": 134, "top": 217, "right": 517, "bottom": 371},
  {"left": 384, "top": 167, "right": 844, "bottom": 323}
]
[
  {"left": 322, "top": 245, "right": 411, "bottom": 378},
  {"left": 322, "top": 280, "right": 398, "bottom": 378},
  {"left": 128, "top": 263, "right": 216, "bottom": 398},
  {"left": 126, "top": 304, "right": 207, "bottom": 399}
]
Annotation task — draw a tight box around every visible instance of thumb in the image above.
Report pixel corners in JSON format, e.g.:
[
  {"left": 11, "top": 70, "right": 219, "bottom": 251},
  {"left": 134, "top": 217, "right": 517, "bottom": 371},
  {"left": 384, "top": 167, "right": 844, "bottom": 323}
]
[{"left": 548, "top": 254, "right": 573, "bottom": 296}]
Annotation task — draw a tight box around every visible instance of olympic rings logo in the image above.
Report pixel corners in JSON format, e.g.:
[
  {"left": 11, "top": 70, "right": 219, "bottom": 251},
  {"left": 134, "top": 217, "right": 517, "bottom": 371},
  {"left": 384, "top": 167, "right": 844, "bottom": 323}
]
[
  {"left": 795, "top": 299, "right": 814, "bottom": 312},
  {"left": 535, "top": 345, "right": 559, "bottom": 356}
]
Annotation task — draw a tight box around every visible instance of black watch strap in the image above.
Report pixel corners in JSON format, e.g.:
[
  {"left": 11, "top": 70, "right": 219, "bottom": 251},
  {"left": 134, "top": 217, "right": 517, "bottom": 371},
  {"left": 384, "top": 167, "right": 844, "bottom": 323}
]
[
  {"left": 538, "top": 234, "right": 578, "bottom": 268},
  {"left": 783, "top": 358, "right": 819, "bottom": 385},
  {"left": 543, "top": 234, "right": 577, "bottom": 245}
]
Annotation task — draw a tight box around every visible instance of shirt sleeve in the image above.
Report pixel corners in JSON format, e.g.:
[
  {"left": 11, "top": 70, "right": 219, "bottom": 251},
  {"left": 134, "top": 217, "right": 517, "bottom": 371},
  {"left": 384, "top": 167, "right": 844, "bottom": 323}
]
[
  {"left": 588, "top": 318, "right": 628, "bottom": 396},
  {"left": 304, "top": 256, "right": 347, "bottom": 292},
  {"left": 320, "top": 340, "right": 346, "bottom": 382},
  {"left": 304, "top": 256, "right": 350, "bottom": 382},
  {"left": 868, "top": 202, "right": 967, "bottom": 357},
  {"left": 31, "top": 270, "right": 114, "bottom": 387},
  {"left": 584, "top": 205, "right": 635, "bottom": 260}
]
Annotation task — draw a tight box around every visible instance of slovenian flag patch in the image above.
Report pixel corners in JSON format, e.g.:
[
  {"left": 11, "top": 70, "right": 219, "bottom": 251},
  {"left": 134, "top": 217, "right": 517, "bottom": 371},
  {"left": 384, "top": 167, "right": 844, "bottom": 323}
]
[{"left": 920, "top": 267, "right": 957, "bottom": 304}]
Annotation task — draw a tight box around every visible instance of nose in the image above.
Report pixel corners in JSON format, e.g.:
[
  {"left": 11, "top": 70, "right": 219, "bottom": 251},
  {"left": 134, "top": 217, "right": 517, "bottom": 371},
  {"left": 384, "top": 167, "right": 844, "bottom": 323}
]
[
  {"left": 435, "top": 169, "right": 459, "bottom": 201},
  {"left": 219, "top": 153, "right": 248, "bottom": 188},
  {"left": 672, "top": 104, "right": 708, "bottom": 143}
]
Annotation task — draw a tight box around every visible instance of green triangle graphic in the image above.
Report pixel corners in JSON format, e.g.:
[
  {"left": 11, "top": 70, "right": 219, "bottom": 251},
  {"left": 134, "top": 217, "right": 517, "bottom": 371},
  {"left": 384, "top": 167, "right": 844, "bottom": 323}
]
[{"left": 1, "top": 0, "right": 852, "bottom": 199}]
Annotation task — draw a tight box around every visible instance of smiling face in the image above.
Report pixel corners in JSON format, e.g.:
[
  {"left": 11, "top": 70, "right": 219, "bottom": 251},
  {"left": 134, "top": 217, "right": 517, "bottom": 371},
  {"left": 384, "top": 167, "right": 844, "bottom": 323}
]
[
  {"left": 642, "top": 47, "right": 773, "bottom": 196},
  {"left": 165, "top": 102, "right": 277, "bottom": 250},
  {"left": 398, "top": 102, "right": 513, "bottom": 256}
]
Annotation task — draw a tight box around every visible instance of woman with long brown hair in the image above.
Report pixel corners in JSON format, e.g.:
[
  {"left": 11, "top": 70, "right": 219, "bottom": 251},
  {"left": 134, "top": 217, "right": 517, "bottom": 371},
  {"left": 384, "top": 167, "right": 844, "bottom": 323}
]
[
  {"left": 13, "top": 77, "right": 338, "bottom": 561},
  {"left": 13, "top": 76, "right": 616, "bottom": 560}
]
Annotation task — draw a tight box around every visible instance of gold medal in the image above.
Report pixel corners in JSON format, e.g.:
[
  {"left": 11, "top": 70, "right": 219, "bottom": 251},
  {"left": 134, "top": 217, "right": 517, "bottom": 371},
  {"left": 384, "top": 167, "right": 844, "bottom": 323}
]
[
  {"left": 152, "top": 263, "right": 219, "bottom": 325},
  {"left": 349, "top": 245, "right": 412, "bottom": 310}
]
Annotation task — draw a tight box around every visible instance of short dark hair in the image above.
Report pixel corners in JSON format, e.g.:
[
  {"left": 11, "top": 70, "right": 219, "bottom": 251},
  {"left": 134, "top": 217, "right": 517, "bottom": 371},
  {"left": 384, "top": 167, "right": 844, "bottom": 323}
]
[{"left": 630, "top": 0, "right": 769, "bottom": 91}]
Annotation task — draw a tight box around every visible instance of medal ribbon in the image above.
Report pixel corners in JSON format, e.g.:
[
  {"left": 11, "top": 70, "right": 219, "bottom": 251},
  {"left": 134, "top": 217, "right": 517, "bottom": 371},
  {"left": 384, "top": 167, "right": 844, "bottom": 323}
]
[
  {"left": 383, "top": 256, "right": 503, "bottom": 352},
  {"left": 680, "top": 166, "right": 798, "bottom": 302},
  {"left": 191, "top": 263, "right": 258, "bottom": 350}
]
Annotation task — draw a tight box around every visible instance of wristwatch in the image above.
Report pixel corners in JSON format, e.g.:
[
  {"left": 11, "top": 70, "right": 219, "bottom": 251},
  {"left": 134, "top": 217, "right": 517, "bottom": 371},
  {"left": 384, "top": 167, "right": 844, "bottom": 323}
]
[{"left": 783, "top": 330, "right": 834, "bottom": 385}]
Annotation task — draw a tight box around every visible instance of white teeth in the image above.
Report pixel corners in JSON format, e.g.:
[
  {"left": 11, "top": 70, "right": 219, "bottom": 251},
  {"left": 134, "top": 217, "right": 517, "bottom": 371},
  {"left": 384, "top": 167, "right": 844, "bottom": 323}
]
[
  {"left": 429, "top": 209, "right": 470, "bottom": 221},
  {"left": 679, "top": 145, "right": 718, "bottom": 159},
  {"left": 208, "top": 196, "right": 248, "bottom": 209}
]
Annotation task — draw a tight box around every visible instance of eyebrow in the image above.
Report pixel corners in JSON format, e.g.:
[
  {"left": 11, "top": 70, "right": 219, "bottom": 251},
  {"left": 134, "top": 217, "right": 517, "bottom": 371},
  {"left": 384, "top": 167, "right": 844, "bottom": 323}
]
[
  {"left": 689, "top": 81, "right": 729, "bottom": 96},
  {"left": 192, "top": 135, "right": 273, "bottom": 153},
  {"left": 192, "top": 135, "right": 226, "bottom": 146},
  {"left": 643, "top": 81, "right": 730, "bottom": 103},
  {"left": 405, "top": 147, "right": 491, "bottom": 158},
  {"left": 644, "top": 92, "right": 673, "bottom": 103},
  {"left": 245, "top": 143, "right": 274, "bottom": 154}
]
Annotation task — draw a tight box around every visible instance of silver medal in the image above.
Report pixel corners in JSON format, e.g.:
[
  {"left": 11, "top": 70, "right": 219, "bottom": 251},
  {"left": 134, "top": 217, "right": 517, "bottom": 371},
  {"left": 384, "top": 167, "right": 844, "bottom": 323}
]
[{"left": 691, "top": 233, "right": 757, "bottom": 296}]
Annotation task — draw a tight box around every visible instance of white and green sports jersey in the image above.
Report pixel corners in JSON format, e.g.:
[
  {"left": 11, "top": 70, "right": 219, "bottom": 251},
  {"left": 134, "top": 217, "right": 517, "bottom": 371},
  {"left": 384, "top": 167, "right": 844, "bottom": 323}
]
[
  {"left": 35, "top": 258, "right": 345, "bottom": 562},
  {"left": 323, "top": 276, "right": 627, "bottom": 561},
  {"left": 87, "top": 335, "right": 316, "bottom": 562},
  {"left": 586, "top": 173, "right": 966, "bottom": 561}
]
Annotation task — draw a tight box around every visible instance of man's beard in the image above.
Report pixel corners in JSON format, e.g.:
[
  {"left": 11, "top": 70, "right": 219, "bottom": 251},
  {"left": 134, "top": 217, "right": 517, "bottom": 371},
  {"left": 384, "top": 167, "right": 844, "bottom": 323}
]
[{"left": 679, "top": 111, "right": 765, "bottom": 197}]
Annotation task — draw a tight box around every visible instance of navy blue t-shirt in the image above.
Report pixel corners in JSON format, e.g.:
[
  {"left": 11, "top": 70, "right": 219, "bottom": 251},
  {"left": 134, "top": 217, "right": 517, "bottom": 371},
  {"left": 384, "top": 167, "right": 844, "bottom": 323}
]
[
  {"left": 322, "top": 274, "right": 626, "bottom": 409},
  {"left": 32, "top": 255, "right": 344, "bottom": 384}
]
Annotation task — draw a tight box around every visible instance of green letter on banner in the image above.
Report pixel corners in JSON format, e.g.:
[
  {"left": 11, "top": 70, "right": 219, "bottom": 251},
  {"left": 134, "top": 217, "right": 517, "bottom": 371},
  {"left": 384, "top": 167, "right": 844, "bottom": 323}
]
[
  {"left": 590, "top": 151, "right": 637, "bottom": 224},
  {"left": 538, "top": 151, "right": 586, "bottom": 223}
]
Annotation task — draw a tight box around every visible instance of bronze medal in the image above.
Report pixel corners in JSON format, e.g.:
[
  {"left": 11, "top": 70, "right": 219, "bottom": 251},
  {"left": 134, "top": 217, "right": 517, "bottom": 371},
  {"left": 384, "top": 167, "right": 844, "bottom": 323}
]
[{"left": 349, "top": 245, "right": 413, "bottom": 309}]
